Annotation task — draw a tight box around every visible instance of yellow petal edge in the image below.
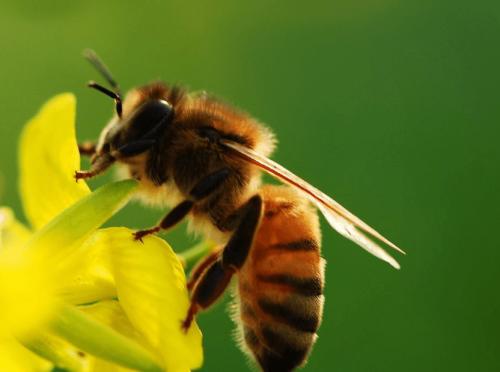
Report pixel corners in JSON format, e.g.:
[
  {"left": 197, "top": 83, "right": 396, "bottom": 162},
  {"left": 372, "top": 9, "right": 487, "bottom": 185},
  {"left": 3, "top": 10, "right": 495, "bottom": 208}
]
[{"left": 19, "top": 93, "right": 90, "bottom": 230}]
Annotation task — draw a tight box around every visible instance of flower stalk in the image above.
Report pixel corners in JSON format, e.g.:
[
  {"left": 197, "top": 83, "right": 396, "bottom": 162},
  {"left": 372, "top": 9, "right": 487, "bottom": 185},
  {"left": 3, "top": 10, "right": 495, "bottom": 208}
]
[
  {"left": 22, "top": 332, "right": 84, "bottom": 372},
  {"left": 51, "top": 303, "right": 163, "bottom": 372}
]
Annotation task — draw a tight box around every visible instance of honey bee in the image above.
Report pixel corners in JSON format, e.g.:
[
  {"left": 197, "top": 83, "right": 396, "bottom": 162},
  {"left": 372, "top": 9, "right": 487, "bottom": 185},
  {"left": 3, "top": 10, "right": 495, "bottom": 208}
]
[{"left": 76, "top": 50, "right": 404, "bottom": 372}]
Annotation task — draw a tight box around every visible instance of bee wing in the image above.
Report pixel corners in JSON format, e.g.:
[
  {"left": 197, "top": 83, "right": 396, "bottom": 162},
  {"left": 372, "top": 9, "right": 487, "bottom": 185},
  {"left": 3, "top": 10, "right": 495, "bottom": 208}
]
[{"left": 221, "top": 139, "right": 404, "bottom": 269}]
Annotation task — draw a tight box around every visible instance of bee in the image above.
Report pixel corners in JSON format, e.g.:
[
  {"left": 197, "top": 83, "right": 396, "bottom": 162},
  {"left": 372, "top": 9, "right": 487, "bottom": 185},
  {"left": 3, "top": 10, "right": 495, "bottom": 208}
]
[{"left": 76, "top": 50, "right": 404, "bottom": 372}]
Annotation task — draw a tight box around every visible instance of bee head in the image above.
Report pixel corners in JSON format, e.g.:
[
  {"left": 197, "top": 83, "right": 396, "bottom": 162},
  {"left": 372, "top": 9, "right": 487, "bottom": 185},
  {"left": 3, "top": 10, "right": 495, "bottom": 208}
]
[
  {"left": 94, "top": 95, "right": 173, "bottom": 159},
  {"left": 84, "top": 50, "right": 173, "bottom": 160}
]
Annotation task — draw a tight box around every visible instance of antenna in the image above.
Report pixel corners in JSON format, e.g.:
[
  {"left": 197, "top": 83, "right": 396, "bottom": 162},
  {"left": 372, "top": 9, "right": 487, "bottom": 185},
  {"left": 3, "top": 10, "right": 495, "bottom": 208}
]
[
  {"left": 87, "top": 81, "right": 123, "bottom": 117},
  {"left": 83, "top": 49, "right": 123, "bottom": 117}
]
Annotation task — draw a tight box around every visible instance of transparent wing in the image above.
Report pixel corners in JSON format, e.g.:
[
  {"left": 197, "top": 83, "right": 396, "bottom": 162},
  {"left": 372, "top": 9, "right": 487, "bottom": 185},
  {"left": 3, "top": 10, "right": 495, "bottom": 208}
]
[{"left": 221, "top": 139, "right": 404, "bottom": 269}]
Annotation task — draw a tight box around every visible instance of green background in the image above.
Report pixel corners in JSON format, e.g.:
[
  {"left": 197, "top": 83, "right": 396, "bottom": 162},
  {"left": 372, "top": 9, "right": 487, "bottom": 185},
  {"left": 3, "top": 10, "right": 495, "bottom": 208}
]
[{"left": 1, "top": 1, "right": 499, "bottom": 371}]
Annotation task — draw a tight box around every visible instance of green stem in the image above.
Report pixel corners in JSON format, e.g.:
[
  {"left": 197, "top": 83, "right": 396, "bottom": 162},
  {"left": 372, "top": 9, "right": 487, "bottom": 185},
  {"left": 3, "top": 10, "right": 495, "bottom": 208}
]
[
  {"left": 50, "top": 303, "right": 162, "bottom": 372},
  {"left": 22, "top": 332, "right": 84, "bottom": 372},
  {"left": 177, "top": 240, "right": 215, "bottom": 270}
]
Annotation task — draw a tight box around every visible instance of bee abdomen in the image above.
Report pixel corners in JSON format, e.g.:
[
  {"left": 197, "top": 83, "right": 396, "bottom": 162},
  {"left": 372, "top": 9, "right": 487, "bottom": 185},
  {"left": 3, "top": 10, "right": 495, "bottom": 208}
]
[
  {"left": 257, "top": 297, "right": 321, "bottom": 333},
  {"left": 256, "top": 324, "right": 315, "bottom": 372},
  {"left": 256, "top": 273, "right": 323, "bottom": 297},
  {"left": 238, "top": 275, "right": 324, "bottom": 371},
  {"left": 240, "top": 317, "right": 318, "bottom": 372},
  {"left": 235, "top": 185, "right": 324, "bottom": 371}
]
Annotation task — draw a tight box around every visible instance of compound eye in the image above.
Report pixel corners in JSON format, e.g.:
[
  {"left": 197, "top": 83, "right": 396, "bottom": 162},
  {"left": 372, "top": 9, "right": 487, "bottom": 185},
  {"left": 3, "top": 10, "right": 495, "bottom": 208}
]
[{"left": 129, "top": 99, "right": 173, "bottom": 137}]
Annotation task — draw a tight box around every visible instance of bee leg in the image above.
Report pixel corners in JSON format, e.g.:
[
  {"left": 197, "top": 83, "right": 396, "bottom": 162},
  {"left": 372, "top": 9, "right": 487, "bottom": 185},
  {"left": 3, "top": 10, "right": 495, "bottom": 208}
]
[
  {"left": 221, "top": 194, "right": 263, "bottom": 269},
  {"left": 75, "top": 153, "right": 115, "bottom": 181},
  {"left": 187, "top": 247, "right": 222, "bottom": 291},
  {"left": 133, "top": 168, "right": 231, "bottom": 241},
  {"left": 181, "top": 258, "right": 233, "bottom": 332},
  {"left": 182, "top": 195, "right": 262, "bottom": 331},
  {"left": 188, "top": 167, "right": 231, "bottom": 200},
  {"left": 78, "top": 141, "right": 96, "bottom": 156},
  {"left": 134, "top": 200, "right": 194, "bottom": 241}
]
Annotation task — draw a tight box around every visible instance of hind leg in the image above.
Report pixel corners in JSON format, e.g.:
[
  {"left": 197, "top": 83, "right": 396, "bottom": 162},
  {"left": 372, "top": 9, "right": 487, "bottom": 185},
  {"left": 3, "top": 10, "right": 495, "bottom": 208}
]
[
  {"left": 182, "top": 195, "right": 263, "bottom": 331},
  {"left": 186, "top": 247, "right": 222, "bottom": 291},
  {"left": 182, "top": 259, "right": 233, "bottom": 331}
]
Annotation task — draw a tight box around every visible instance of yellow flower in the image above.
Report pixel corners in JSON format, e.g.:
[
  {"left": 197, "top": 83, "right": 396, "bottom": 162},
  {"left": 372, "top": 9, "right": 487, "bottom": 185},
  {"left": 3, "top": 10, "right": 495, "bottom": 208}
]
[
  {"left": 0, "top": 207, "right": 54, "bottom": 339},
  {"left": 0, "top": 94, "right": 203, "bottom": 371}
]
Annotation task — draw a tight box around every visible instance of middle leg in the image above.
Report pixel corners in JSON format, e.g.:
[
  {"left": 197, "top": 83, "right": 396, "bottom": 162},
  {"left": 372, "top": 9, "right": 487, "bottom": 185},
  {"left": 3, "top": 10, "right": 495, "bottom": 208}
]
[{"left": 133, "top": 167, "right": 231, "bottom": 241}]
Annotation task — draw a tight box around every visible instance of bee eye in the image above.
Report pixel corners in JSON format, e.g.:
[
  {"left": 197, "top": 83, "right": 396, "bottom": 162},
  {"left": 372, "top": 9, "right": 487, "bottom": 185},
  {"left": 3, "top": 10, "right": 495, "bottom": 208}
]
[{"left": 129, "top": 100, "right": 173, "bottom": 137}]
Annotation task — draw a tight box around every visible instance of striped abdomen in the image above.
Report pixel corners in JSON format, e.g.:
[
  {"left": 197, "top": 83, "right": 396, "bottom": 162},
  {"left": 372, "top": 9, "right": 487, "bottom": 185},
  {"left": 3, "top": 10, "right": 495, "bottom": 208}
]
[{"left": 235, "top": 185, "right": 325, "bottom": 372}]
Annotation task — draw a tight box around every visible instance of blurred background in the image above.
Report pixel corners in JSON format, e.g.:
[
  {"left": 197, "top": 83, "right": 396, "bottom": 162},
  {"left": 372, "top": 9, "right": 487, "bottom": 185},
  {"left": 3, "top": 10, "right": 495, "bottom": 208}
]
[{"left": 1, "top": 0, "right": 499, "bottom": 371}]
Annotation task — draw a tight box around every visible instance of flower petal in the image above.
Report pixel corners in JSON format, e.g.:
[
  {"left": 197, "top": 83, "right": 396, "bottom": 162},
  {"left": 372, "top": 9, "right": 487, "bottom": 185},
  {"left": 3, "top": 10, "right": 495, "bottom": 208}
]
[
  {"left": 59, "top": 234, "right": 117, "bottom": 305},
  {"left": 0, "top": 207, "right": 31, "bottom": 252},
  {"left": 19, "top": 93, "right": 90, "bottom": 230},
  {"left": 0, "top": 208, "right": 56, "bottom": 338},
  {"left": 0, "top": 249, "right": 57, "bottom": 338},
  {"left": 96, "top": 228, "right": 203, "bottom": 371},
  {"left": 59, "top": 270, "right": 116, "bottom": 306},
  {"left": 0, "top": 339, "right": 50, "bottom": 372}
]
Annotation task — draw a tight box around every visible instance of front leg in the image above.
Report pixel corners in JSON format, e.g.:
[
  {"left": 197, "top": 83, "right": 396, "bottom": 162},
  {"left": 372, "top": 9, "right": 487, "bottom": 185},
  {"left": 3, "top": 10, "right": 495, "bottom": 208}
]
[
  {"left": 75, "top": 153, "right": 115, "bottom": 181},
  {"left": 182, "top": 195, "right": 263, "bottom": 331},
  {"left": 133, "top": 167, "right": 231, "bottom": 240}
]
